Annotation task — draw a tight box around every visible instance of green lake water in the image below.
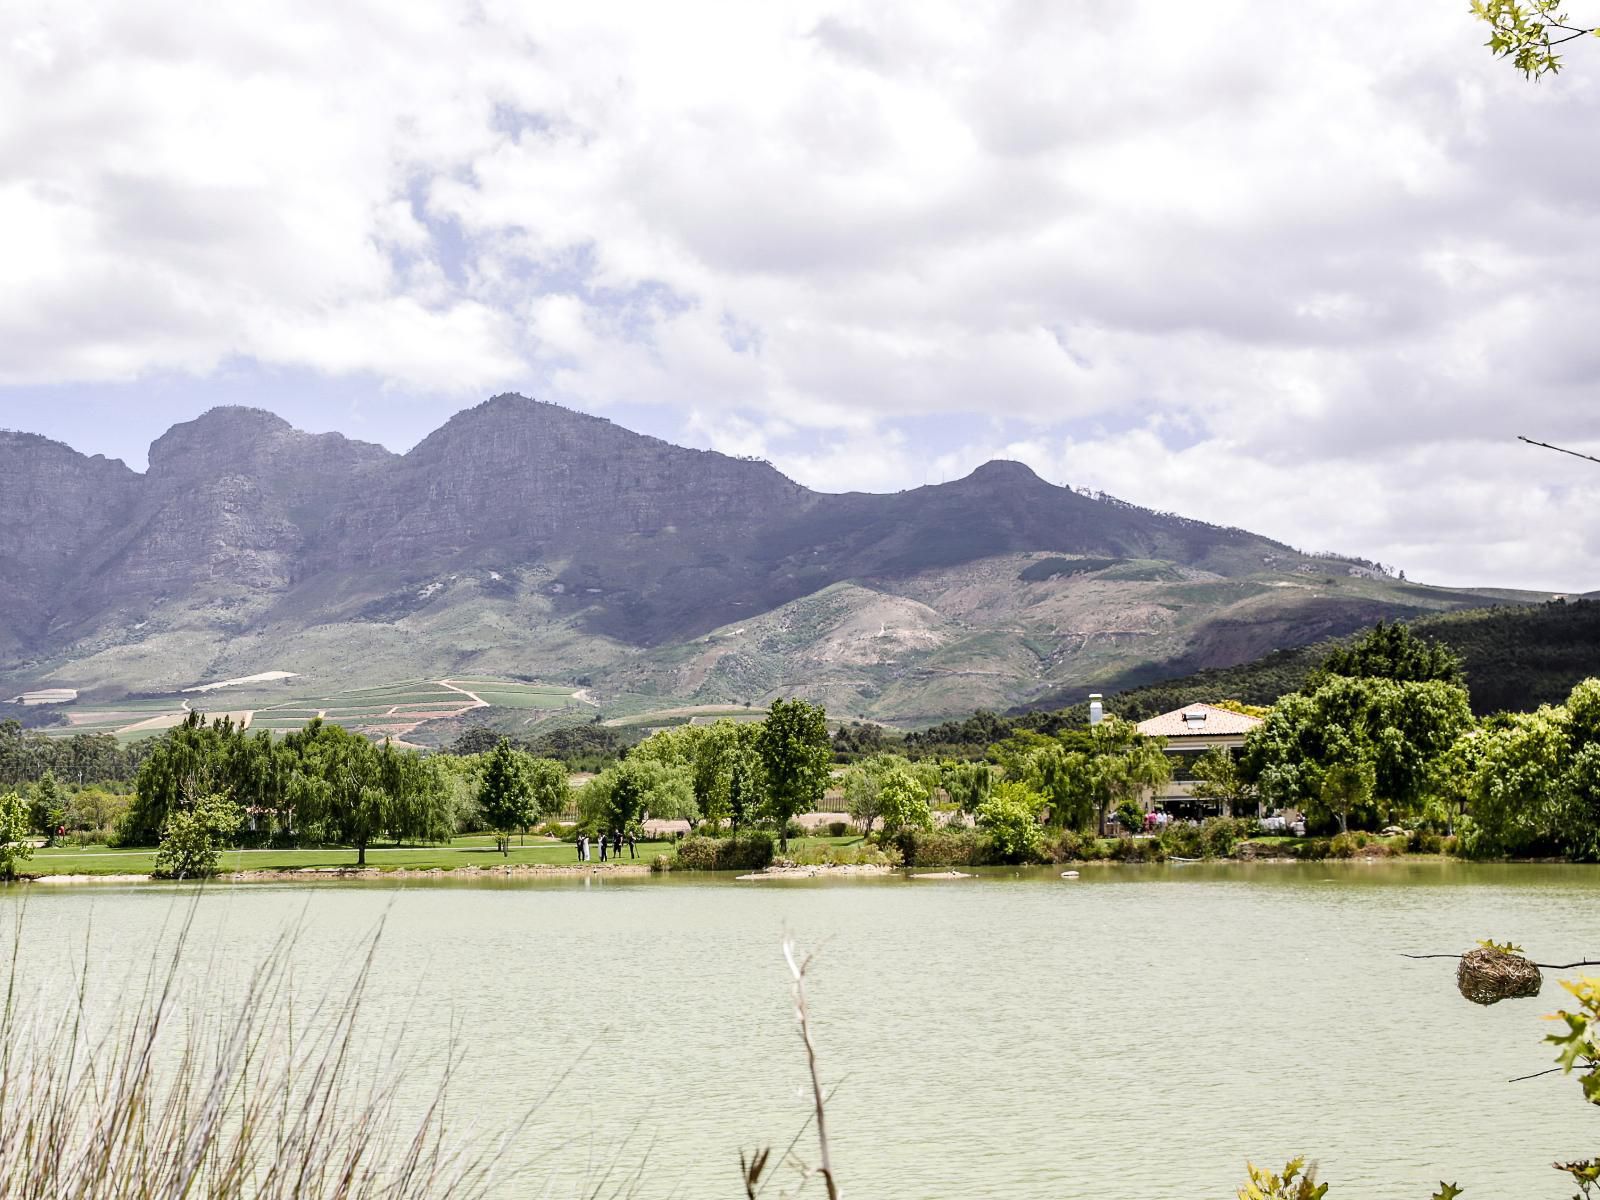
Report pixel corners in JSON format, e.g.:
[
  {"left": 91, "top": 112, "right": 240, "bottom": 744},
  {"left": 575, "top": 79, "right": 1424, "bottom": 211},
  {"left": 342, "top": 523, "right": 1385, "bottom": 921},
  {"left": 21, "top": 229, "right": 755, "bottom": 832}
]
[{"left": 6, "top": 861, "right": 1599, "bottom": 1198}]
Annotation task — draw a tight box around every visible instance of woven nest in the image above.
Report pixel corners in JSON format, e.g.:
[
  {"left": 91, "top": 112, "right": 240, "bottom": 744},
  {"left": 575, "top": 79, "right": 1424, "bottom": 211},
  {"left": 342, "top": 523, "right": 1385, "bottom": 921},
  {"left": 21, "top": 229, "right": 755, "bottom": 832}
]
[{"left": 1457, "top": 947, "right": 1542, "bottom": 1005}]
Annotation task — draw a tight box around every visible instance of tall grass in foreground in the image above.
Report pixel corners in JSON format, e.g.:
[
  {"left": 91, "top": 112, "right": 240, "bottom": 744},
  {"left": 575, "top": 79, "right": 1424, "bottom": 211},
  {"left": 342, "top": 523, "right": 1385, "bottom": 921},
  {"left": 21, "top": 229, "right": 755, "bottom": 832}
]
[{"left": 0, "top": 906, "right": 512, "bottom": 1200}]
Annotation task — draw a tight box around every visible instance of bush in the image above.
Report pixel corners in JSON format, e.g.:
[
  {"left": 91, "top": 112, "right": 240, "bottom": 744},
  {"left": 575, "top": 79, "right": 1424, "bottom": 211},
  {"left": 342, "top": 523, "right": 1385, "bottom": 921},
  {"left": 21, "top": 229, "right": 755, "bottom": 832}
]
[
  {"left": 152, "top": 794, "right": 244, "bottom": 880},
  {"left": 1159, "top": 822, "right": 1203, "bottom": 859},
  {"left": 976, "top": 783, "right": 1046, "bottom": 864},
  {"left": 827, "top": 821, "right": 850, "bottom": 838},
  {"left": 1407, "top": 828, "right": 1445, "bottom": 855},
  {"left": 672, "top": 832, "right": 776, "bottom": 872},
  {"left": 1113, "top": 798, "right": 1146, "bottom": 834},
  {"left": 1287, "top": 838, "right": 1332, "bottom": 861},
  {"left": 1201, "top": 817, "right": 1251, "bottom": 858},
  {"left": 787, "top": 842, "right": 900, "bottom": 867},
  {"left": 1109, "top": 836, "right": 1166, "bottom": 863},
  {"left": 894, "top": 828, "right": 982, "bottom": 867}
]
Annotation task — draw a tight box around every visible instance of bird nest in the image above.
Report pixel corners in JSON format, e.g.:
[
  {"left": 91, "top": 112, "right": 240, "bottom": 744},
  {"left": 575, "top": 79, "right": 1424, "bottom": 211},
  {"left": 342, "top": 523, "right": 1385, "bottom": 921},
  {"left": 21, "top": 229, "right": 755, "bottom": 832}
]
[{"left": 1457, "top": 946, "right": 1542, "bottom": 1005}]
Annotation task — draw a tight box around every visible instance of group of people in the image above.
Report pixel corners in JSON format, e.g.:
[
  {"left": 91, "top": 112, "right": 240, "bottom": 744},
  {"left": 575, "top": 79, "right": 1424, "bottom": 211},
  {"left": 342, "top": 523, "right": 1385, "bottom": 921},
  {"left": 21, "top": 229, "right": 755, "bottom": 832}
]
[{"left": 577, "top": 830, "right": 636, "bottom": 862}]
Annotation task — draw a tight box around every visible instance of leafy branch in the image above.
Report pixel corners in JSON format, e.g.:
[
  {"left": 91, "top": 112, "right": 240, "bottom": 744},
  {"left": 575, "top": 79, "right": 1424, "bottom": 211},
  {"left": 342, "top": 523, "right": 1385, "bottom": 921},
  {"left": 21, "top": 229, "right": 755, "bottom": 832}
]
[{"left": 1470, "top": 1, "right": 1599, "bottom": 78}]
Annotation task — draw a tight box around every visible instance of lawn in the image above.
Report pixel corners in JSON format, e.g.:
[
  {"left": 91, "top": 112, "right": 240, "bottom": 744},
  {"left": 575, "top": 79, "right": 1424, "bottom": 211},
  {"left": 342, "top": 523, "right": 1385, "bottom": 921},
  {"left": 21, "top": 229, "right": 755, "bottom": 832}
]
[
  {"left": 24, "top": 834, "right": 868, "bottom": 877},
  {"left": 25, "top": 836, "right": 677, "bottom": 876}
]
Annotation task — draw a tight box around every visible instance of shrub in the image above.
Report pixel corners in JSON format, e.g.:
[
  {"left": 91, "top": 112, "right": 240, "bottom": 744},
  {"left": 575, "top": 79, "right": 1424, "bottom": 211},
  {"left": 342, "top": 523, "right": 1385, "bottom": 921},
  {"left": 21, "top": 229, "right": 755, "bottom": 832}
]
[
  {"left": 1201, "top": 817, "right": 1251, "bottom": 858},
  {"left": 1288, "top": 838, "right": 1332, "bottom": 861},
  {"left": 1159, "top": 822, "right": 1204, "bottom": 859},
  {"left": 827, "top": 821, "right": 850, "bottom": 837},
  {"left": 672, "top": 832, "right": 776, "bottom": 871},
  {"left": 1113, "top": 798, "right": 1146, "bottom": 835},
  {"left": 649, "top": 854, "right": 671, "bottom": 873},
  {"left": 787, "top": 842, "right": 899, "bottom": 867},
  {"left": 894, "top": 828, "right": 981, "bottom": 867},
  {"left": 976, "top": 782, "right": 1046, "bottom": 864},
  {"left": 152, "top": 795, "right": 243, "bottom": 880},
  {"left": 1407, "top": 828, "right": 1445, "bottom": 855},
  {"left": 1109, "top": 836, "right": 1166, "bottom": 863}
]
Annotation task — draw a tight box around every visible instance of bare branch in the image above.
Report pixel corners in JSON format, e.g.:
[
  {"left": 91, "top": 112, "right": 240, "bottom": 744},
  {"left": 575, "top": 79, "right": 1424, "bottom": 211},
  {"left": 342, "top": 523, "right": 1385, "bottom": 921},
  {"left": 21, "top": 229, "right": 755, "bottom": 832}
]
[
  {"left": 782, "top": 935, "right": 840, "bottom": 1200},
  {"left": 1519, "top": 435, "right": 1600, "bottom": 466}
]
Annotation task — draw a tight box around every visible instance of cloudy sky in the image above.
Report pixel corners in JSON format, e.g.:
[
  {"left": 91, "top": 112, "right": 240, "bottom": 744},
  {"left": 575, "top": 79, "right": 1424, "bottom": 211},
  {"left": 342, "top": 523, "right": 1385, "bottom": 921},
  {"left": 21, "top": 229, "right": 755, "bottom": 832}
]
[{"left": 2, "top": 1, "right": 1597, "bottom": 590}]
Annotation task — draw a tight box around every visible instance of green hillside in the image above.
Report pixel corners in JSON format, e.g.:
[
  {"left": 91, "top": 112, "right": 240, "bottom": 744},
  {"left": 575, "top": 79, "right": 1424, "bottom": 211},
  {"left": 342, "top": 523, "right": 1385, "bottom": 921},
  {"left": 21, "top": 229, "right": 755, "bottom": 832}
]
[{"left": 1090, "top": 598, "right": 1600, "bottom": 720}]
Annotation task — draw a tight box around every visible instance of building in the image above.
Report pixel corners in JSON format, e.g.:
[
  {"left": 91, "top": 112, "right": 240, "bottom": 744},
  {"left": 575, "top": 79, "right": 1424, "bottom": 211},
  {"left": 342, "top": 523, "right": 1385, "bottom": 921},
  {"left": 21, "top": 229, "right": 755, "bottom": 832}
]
[{"left": 1135, "top": 703, "right": 1264, "bottom": 816}]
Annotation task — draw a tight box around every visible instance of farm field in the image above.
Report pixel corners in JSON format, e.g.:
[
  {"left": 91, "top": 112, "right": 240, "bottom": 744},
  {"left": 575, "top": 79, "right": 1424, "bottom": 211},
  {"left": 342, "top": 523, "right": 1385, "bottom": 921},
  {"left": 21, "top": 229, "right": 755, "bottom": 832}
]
[{"left": 40, "top": 678, "right": 586, "bottom": 743}]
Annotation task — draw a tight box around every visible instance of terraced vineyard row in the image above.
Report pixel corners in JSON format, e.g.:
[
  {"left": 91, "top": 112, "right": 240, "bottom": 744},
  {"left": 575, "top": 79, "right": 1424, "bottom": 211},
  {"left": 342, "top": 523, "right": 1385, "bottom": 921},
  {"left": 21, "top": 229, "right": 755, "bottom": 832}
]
[{"left": 46, "top": 678, "right": 586, "bottom": 744}]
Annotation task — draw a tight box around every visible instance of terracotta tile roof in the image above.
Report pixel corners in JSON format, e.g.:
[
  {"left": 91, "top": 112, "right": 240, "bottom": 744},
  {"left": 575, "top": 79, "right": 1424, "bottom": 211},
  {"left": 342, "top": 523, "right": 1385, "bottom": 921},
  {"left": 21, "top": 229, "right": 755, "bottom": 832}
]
[{"left": 1135, "top": 703, "right": 1265, "bottom": 738}]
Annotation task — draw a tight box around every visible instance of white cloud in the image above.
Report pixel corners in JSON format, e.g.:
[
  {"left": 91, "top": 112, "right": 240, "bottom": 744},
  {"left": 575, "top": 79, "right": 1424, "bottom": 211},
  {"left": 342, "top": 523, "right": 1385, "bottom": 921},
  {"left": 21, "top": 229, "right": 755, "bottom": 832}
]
[{"left": 2, "top": 0, "right": 1599, "bottom": 585}]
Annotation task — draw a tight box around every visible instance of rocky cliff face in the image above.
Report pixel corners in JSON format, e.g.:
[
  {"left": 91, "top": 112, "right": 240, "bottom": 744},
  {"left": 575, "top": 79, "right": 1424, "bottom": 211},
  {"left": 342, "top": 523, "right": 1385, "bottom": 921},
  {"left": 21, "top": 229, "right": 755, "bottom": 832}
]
[
  {"left": 0, "top": 395, "right": 1366, "bottom": 700},
  {"left": 0, "top": 432, "right": 139, "bottom": 654}
]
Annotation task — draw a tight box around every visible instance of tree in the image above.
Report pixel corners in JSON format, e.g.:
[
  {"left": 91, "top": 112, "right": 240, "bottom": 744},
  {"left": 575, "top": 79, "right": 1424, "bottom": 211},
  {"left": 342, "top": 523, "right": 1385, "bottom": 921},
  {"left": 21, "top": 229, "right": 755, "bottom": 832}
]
[
  {"left": 1314, "top": 621, "right": 1465, "bottom": 688},
  {"left": 0, "top": 792, "right": 32, "bottom": 880},
  {"left": 758, "top": 699, "right": 832, "bottom": 851},
  {"left": 1190, "top": 746, "right": 1258, "bottom": 818},
  {"left": 1318, "top": 762, "right": 1374, "bottom": 835},
  {"left": 1021, "top": 743, "right": 1098, "bottom": 831},
  {"left": 727, "top": 725, "right": 766, "bottom": 835},
  {"left": 940, "top": 760, "right": 993, "bottom": 822},
  {"left": 293, "top": 727, "right": 450, "bottom": 866},
  {"left": 1090, "top": 724, "right": 1172, "bottom": 835},
  {"left": 152, "top": 793, "right": 243, "bottom": 880},
  {"left": 877, "top": 766, "right": 933, "bottom": 838},
  {"left": 67, "top": 787, "right": 130, "bottom": 837},
  {"left": 28, "top": 770, "right": 65, "bottom": 845},
  {"left": 842, "top": 754, "right": 895, "bottom": 834},
  {"left": 477, "top": 740, "right": 536, "bottom": 855},
  {"left": 976, "top": 782, "right": 1045, "bottom": 863},
  {"left": 1242, "top": 676, "right": 1474, "bottom": 830},
  {"left": 526, "top": 757, "right": 570, "bottom": 824},
  {"left": 1470, "top": 0, "right": 1598, "bottom": 78}
]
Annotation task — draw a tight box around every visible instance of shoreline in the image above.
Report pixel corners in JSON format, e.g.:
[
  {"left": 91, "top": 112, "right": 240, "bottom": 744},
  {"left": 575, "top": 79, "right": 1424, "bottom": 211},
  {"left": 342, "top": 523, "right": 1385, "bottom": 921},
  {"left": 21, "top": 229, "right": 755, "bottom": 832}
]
[{"left": 22, "top": 862, "right": 656, "bottom": 885}]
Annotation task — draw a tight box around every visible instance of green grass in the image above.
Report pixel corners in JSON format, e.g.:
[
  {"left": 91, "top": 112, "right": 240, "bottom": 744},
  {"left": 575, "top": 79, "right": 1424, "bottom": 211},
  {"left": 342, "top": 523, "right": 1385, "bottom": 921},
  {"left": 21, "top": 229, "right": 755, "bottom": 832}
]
[{"left": 23, "top": 834, "right": 866, "bottom": 877}]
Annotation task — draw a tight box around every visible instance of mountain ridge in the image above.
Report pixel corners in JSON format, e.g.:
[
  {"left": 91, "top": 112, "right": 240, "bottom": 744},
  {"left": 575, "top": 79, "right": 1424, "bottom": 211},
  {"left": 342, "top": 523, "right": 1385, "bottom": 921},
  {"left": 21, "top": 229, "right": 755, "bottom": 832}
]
[{"left": 0, "top": 396, "right": 1553, "bottom": 723}]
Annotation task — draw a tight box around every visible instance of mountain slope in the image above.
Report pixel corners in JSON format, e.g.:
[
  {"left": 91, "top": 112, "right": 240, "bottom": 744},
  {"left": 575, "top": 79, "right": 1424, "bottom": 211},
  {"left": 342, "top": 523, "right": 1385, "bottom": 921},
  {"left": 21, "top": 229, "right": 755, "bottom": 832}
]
[
  {"left": 0, "top": 396, "right": 1558, "bottom": 723},
  {"left": 1083, "top": 598, "right": 1600, "bottom": 720}
]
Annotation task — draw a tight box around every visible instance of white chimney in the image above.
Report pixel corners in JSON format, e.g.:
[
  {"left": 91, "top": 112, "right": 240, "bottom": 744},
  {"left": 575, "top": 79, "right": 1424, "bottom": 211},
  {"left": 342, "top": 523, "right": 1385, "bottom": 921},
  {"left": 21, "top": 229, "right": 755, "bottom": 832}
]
[{"left": 1089, "top": 694, "right": 1104, "bottom": 726}]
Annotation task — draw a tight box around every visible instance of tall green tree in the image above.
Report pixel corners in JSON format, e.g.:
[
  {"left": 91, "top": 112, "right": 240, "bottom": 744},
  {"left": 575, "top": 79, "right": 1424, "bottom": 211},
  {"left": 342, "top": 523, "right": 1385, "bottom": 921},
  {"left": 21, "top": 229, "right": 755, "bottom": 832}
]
[
  {"left": 1314, "top": 621, "right": 1465, "bottom": 688},
  {"left": 757, "top": 699, "right": 832, "bottom": 851},
  {"left": 1190, "top": 746, "right": 1258, "bottom": 818},
  {"left": 476, "top": 740, "right": 537, "bottom": 855},
  {"left": 526, "top": 757, "right": 570, "bottom": 824},
  {"left": 1242, "top": 676, "right": 1473, "bottom": 830},
  {"left": 28, "top": 770, "right": 65, "bottom": 845},
  {"left": 1082, "top": 723, "right": 1171, "bottom": 835}
]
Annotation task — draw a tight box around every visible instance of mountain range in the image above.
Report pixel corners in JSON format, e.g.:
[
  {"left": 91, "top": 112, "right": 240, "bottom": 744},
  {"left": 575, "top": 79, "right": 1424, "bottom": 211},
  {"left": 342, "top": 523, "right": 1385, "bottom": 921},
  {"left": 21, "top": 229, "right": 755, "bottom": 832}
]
[{"left": 0, "top": 396, "right": 1554, "bottom": 726}]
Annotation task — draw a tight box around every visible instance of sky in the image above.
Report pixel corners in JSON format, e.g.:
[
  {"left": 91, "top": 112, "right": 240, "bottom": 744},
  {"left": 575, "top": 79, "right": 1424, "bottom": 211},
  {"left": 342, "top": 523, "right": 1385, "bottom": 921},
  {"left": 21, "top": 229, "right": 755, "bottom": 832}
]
[{"left": 1, "top": 1, "right": 1598, "bottom": 591}]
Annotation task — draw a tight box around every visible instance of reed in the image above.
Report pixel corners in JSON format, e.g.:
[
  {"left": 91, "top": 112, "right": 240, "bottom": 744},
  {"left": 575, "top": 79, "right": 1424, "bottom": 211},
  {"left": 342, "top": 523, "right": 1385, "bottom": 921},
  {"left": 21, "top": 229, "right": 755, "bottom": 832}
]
[{"left": 0, "top": 904, "right": 511, "bottom": 1200}]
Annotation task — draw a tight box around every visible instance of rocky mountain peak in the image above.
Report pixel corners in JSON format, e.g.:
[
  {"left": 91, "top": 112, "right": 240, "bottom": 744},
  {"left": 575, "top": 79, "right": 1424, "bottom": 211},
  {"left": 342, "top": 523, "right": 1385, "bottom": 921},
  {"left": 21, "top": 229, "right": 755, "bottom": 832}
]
[{"left": 146, "top": 406, "right": 295, "bottom": 477}]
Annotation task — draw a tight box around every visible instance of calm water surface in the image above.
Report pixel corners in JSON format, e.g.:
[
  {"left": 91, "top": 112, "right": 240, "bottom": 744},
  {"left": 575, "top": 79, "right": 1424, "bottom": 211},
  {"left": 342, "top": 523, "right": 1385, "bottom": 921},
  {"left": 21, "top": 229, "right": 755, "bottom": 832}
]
[{"left": 6, "top": 862, "right": 1599, "bottom": 1198}]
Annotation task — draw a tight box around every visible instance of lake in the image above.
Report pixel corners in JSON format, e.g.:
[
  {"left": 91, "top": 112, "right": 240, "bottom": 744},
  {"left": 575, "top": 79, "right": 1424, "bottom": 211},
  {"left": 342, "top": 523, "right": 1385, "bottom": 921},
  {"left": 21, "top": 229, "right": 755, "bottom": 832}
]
[{"left": 5, "top": 861, "right": 1598, "bottom": 1198}]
